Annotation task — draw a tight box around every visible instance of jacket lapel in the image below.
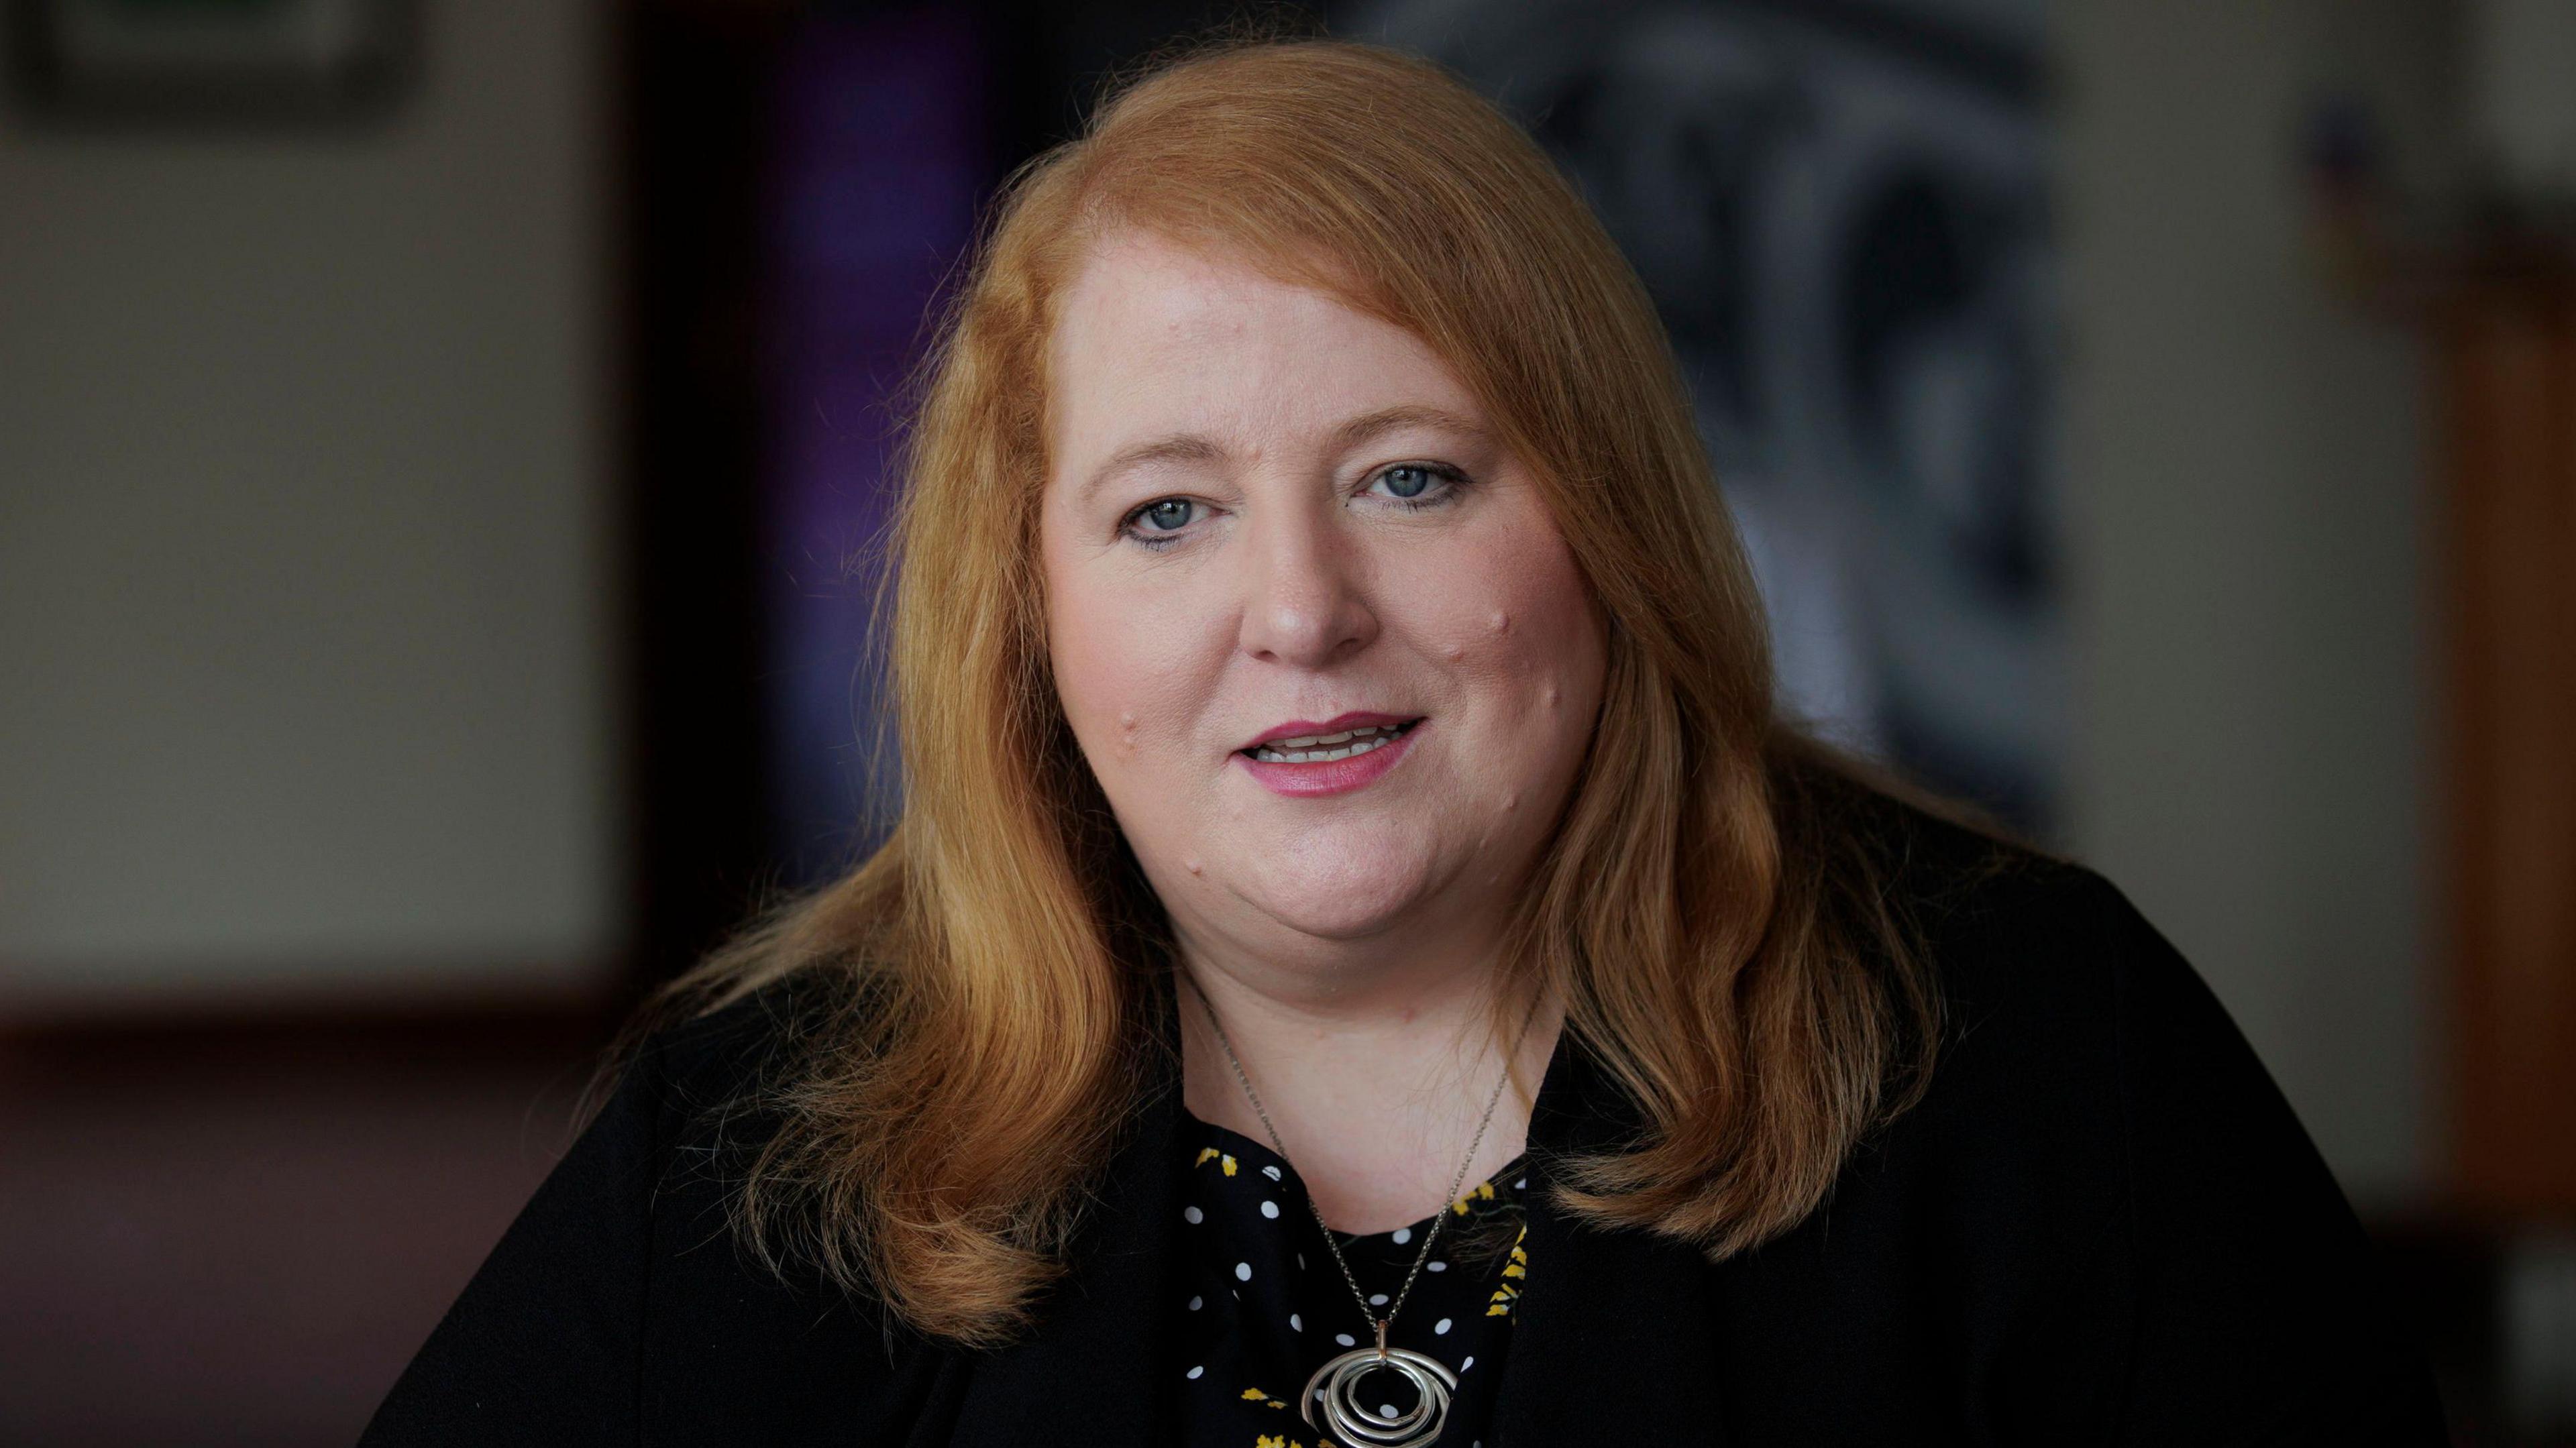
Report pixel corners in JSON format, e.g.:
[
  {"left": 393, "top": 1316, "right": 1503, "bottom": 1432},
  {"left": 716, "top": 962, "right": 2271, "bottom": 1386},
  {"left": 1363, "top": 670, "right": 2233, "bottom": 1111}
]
[
  {"left": 947, "top": 1051, "right": 1184, "bottom": 1448},
  {"left": 1496, "top": 1029, "right": 1729, "bottom": 1446}
]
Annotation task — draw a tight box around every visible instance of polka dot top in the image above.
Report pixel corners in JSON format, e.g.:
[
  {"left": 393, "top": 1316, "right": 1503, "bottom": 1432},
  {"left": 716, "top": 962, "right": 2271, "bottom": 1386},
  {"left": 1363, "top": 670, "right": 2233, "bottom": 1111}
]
[{"left": 1163, "top": 1109, "right": 1532, "bottom": 1448}]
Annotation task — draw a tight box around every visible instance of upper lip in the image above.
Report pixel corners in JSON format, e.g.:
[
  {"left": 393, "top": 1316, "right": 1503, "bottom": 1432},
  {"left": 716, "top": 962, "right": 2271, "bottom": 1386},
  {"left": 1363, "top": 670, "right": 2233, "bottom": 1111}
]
[{"left": 1239, "top": 711, "right": 1420, "bottom": 753}]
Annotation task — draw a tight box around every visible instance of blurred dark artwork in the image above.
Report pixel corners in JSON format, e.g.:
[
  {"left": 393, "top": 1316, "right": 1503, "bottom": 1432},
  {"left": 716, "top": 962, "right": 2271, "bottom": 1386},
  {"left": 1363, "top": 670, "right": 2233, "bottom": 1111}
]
[
  {"left": 1358, "top": 0, "right": 2062, "bottom": 829},
  {"left": 5, "top": 0, "right": 419, "bottom": 125}
]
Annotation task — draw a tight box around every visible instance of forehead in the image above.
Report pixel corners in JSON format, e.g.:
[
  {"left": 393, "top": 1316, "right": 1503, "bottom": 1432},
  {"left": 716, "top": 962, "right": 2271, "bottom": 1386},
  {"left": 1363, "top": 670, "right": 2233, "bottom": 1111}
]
[{"left": 1044, "top": 231, "right": 1485, "bottom": 459}]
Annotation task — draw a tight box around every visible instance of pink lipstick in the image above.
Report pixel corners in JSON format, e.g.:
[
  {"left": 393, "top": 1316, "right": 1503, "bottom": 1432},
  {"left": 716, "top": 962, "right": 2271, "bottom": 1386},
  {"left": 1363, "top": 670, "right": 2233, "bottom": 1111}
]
[{"left": 1234, "top": 712, "right": 1424, "bottom": 797}]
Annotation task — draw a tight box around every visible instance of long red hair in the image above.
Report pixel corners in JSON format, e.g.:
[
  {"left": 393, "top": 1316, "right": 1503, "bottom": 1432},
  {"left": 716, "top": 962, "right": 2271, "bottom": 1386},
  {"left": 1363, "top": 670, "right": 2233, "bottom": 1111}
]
[{"left": 645, "top": 36, "right": 1957, "bottom": 1347}]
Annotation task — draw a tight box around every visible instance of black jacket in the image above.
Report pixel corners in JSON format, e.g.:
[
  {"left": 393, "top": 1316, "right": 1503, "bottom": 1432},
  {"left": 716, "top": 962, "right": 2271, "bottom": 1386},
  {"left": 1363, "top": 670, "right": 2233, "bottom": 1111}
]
[{"left": 361, "top": 812, "right": 2446, "bottom": 1445}]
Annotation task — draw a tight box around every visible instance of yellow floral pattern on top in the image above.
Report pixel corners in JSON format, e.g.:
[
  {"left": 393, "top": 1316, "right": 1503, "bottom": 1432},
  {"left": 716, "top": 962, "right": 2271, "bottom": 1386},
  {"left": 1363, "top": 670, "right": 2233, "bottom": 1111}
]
[
  {"left": 1488, "top": 1224, "right": 1528, "bottom": 1318},
  {"left": 1168, "top": 1112, "right": 1531, "bottom": 1448}
]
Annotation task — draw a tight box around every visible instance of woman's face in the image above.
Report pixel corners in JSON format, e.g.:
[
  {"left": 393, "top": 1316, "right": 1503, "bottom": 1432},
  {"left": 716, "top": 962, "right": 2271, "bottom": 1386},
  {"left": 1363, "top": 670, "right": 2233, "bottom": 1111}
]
[{"left": 1039, "top": 232, "right": 1607, "bottom": 967}]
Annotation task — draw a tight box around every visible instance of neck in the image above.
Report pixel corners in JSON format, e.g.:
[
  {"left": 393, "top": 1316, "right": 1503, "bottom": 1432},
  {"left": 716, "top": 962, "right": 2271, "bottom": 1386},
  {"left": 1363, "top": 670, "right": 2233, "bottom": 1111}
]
[{"left": 1175, "top": 934, "right": 1562, "bottom": 1235}]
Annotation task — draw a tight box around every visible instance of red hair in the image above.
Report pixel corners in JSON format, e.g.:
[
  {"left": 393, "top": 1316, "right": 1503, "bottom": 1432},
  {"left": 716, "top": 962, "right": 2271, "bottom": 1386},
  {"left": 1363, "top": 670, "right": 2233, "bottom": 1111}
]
[{"left": 646, "top": 36, "right": 1952, "bottom": 1346}]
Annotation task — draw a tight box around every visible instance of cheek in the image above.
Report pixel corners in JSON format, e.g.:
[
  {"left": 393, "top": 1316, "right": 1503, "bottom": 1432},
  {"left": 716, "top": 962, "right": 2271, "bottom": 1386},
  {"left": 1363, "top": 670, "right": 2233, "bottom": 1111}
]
[
  {"left": 1049, "top": 614, "right": 1136, "bottom": 761},
  {"left": 1041, "top": 535, "right": 1122, "bottom": 752},
  {"left": 1043, "top": 549, "right": 1214, "bottom": 769},
  {"left": 1416, "top": 509, "right": 1605, "bottom": 720}
]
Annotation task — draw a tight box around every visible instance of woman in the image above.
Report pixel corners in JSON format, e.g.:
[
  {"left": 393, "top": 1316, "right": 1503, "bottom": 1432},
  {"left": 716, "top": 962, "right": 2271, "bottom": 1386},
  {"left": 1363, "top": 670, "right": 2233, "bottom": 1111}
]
[{"left": 364, "top": 38, "right": 2443, "bottom": 1447}]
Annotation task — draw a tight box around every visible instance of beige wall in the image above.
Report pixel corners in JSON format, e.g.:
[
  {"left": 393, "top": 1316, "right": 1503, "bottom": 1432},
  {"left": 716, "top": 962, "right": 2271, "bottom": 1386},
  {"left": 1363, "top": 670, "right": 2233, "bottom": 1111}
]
[
  {"left": 0, "top": 2, "right": 621, "bottom": 1011},
  {"left": 2056, "top": 0, "right": 2454, "bottom": 1202}
]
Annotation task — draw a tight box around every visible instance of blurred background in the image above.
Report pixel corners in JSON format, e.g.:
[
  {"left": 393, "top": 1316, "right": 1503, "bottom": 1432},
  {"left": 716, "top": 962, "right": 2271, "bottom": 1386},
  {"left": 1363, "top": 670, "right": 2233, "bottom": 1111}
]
[{"left": 1, "top": 0, "right": 2571, "bottom": 1442}]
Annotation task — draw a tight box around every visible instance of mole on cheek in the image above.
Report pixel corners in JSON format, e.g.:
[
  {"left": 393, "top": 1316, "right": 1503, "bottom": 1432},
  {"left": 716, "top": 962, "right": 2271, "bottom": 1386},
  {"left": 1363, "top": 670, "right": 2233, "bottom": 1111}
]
[{"left": 1489, "top": 610, "right": 1512, "bottom": 634}]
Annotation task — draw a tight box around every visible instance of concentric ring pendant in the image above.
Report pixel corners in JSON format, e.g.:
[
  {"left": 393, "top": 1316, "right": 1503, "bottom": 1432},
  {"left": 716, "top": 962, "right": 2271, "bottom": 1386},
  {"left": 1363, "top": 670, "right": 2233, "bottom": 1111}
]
[{"left": 1301, "top": 1323, "right": 1458, "bottom": 1448}]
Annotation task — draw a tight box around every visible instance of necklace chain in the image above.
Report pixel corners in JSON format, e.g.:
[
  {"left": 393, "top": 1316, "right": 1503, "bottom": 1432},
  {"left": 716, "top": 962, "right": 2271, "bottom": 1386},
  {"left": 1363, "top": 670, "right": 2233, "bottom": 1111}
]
[{"left": 1183, "top": 975, "right": 1519, "bottom": 1345}]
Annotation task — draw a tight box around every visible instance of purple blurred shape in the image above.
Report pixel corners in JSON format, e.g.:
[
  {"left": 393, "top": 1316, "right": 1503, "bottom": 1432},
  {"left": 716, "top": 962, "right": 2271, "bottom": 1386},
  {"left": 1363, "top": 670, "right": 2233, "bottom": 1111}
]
[{"left": 761, "top": 9, "right": 985, "bottom": 881}]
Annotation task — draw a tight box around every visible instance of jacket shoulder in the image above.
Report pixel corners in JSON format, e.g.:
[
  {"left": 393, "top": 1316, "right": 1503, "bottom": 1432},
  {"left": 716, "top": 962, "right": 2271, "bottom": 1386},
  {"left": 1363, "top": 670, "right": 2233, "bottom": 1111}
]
[
  {"left": 360, "top": 968, "right": 940, "bottom": 1447},
  {"left": 1778, "top": 782, "right": 2445, "bottom": 1443},
  {"left": 1810, "top": 776, "right": 2143, "bottom": 1016}
]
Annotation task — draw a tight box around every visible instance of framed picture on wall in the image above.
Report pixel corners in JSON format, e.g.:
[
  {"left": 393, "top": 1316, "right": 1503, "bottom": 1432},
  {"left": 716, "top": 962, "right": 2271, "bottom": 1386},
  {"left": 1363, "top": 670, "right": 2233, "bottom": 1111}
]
[{"left": 5, "top": 0, "right": 417, "bottom": 125}]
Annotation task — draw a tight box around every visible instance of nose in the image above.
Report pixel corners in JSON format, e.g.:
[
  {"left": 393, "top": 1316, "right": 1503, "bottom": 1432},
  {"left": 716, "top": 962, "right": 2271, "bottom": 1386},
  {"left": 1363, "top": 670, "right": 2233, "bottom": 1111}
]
[{"left": 1236, "top": 500, "right": 1378, "bottom": 668}]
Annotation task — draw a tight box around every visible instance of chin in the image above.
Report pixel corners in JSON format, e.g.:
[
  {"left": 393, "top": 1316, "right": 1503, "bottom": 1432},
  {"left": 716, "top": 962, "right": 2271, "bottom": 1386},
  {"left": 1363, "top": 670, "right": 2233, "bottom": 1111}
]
[{"left": 1240, "top": 854, "right": 1438, "bottom": 942}]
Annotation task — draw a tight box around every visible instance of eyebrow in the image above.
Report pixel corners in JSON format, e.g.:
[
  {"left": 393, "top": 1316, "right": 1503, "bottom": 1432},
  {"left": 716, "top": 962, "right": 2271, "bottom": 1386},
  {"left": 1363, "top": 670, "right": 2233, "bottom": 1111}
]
[
  {"left": 1077, "top": 404, "right": 1493, "bottom": 506},
  {"left": 1079, "top": 434, "right": 1228, "bottom": 506},
  {"left": 1330, "top": 404, "right": 1492, "bottom": 454}
]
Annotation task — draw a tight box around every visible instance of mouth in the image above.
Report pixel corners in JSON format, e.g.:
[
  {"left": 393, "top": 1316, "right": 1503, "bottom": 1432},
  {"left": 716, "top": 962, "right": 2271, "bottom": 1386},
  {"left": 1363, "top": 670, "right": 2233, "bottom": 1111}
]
[{"left": 1237, "top": 714, "right": 1424, "bottom": 764}]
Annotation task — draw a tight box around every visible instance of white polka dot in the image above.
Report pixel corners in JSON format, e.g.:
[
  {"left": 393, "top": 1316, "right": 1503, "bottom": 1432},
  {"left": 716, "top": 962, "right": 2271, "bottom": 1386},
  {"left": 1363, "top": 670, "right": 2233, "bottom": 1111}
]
[
  {"left": 1187, "top": 1295, "right": 1202, "bottom": 1311},
  {"left": 1260, "top": 1200, "right": 1280, "bottom": 1219},
  {"left": 1368, "top": 1293, "right": 1389, "bottom": 1306},
  {"left": 1262, "top": 1164, "right": 1283, "bottom": 1180},
  {"left": 1426, "top": 1260, "right": 1448, "bottom": 1272},
  {"left": 1335, "top": 1333, "right": 1356, "bottom": 1347},
  {"left": 1390, "top": 1227, "right": 1411, "bottom": 1244},
  {"left": 1462, "top": 1355, "right": 1475, "bottom": 1371},
  {"left": 1187, "top": 1365, "right": 1203, "bottom": 1380},
  {"left": 1434, "top": 1317, "right": 1452, "bottom": 1335},
  {"left": 1234, "top": 1262, "right": 1252, "bottom": 1282},
  {"left": 1289, "top": 1313, "right": 1302, "bottom": 1331},
  {"left": 1381, "top": 1404, "right": 1399, "bottom": 1417},
  {"left": 1183, "top": 1205, "right": 1203, "bottom": 1225}
]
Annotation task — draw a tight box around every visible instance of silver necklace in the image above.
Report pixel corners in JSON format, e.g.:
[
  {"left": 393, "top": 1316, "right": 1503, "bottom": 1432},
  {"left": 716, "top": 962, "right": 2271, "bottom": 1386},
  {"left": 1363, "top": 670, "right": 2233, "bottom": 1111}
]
[{"left": 1185, "top": 977, "right": 1520, "bottom": 1448}]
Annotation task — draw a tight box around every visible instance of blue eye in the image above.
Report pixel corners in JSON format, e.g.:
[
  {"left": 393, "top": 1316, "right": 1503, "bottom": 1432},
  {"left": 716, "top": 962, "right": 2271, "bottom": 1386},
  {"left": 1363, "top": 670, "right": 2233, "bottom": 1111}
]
[
  {"left": 1381, "top": 465, "right": 1434, "bottom": 499},
  {"left": 1366, "top": 462, "right": 1466, "bottom": 508},
  {"left": 1118, "top": 496, "right": 1210, "bottom": 549},
  {"left": 1136, "top": 498, "right": 1195, "bottom": 532}
]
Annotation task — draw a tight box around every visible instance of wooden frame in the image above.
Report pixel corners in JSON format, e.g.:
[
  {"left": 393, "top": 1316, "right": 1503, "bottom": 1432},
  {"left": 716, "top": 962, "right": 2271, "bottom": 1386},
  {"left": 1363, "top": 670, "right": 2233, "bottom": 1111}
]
[{"left": 2440, "top": 258, "right": 2576, "bottom": 1215}]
